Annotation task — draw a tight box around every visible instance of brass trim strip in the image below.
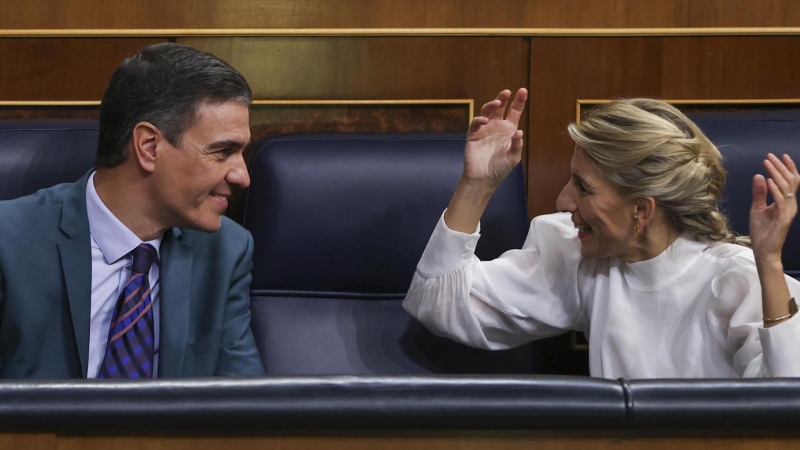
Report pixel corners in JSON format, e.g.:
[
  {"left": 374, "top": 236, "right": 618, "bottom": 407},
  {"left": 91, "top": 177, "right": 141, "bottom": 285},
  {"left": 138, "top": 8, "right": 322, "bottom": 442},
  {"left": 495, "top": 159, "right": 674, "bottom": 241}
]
[
  {"left": 0, "top": 101, "right": 101, "bottom": 106},
  {"left": 1, "top": 27, "right": 800, "bottom": 38}
]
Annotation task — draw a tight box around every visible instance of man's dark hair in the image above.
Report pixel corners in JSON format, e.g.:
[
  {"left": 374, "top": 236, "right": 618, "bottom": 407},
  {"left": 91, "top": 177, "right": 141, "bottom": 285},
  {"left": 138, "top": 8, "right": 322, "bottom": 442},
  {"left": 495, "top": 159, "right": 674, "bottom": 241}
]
[{"left": 96, "top": 43, "right": 252, "bottom": 168}]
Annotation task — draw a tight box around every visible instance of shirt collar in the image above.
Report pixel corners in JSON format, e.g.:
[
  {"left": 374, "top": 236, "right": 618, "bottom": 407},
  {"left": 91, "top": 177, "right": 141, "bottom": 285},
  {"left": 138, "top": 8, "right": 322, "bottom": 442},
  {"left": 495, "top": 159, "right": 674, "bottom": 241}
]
[
  {"left": 85, "top": 172, "right": 162, "bottom": 265},
  {"left": 622, "top": 235, "right": 709, "bottom": 292}
]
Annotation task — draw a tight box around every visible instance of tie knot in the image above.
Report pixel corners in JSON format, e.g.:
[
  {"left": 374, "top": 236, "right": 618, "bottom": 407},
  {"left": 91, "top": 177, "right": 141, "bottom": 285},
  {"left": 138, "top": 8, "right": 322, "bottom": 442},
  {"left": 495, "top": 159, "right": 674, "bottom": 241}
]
[{"left": 130, "top": 243, "right": 157, "bottom": 275}]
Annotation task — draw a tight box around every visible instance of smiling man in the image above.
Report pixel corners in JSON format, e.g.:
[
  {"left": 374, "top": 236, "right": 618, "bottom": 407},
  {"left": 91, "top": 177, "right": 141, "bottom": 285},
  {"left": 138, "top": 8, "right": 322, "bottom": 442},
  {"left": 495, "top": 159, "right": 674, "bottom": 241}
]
[{"left": 0, "top": 43, "right": 265, "bottom": 378}]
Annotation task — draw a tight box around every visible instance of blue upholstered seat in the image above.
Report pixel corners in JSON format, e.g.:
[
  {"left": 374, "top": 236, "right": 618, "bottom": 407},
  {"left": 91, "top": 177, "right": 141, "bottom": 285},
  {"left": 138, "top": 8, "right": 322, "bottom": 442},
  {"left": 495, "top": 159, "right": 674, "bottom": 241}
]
[
  {"left": 243, "top": 133, "right": 539, "bottom": 375},
  {"left": 0, "top": 120, "right": 98, "bottom": 201},
  {"left": 688, "top": 110, "right": 800, "bottom": 279}
]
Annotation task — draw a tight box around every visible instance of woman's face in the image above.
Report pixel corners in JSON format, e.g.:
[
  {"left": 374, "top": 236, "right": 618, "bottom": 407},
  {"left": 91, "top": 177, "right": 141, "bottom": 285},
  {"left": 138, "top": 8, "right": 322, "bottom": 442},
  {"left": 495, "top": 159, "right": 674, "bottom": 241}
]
[{"left": 556, "top": 146, "right": 639, "bottom": 261}]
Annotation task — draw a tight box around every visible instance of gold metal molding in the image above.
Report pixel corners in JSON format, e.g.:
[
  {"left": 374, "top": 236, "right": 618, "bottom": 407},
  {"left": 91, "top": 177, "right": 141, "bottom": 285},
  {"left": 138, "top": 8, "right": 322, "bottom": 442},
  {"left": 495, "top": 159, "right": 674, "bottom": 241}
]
[{"left": 1, "top": 27, "right": 800, "bottom": 38}]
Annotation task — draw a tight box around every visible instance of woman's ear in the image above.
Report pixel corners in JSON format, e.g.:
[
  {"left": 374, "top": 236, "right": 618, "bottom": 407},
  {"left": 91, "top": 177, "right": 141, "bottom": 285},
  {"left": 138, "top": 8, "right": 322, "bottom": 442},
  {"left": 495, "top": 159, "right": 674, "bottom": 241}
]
[
  {"left": 131, "top": 121, "right": 160, "bottom": 173},
  {"left": 634, "top": 196, "right": 657, "bottom": 230}
]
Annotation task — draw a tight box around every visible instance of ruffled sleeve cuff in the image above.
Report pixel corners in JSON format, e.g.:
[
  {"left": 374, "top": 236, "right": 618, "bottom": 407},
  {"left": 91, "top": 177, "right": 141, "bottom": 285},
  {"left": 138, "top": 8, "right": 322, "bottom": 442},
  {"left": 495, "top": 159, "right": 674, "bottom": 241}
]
[
  {"left": 758, "top": 314, "right": 800, "bottom": 377},
  {"left": 416, "top": 210, "right": 481, "bottom": 277}
]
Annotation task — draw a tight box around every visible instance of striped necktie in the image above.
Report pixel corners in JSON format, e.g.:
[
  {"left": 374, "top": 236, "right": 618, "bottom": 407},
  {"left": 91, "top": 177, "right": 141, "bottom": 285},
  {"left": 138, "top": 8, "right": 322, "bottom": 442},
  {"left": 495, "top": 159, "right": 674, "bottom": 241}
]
[{"left": 98, "top": 243, "right": 157, "bottom": 379}]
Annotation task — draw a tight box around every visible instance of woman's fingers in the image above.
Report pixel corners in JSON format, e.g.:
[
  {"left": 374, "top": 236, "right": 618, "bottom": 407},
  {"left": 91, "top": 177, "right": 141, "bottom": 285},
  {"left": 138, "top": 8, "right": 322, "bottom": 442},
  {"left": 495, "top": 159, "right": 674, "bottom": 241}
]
[
  {"left": 490, "top": 90, "right": 512, "bottom": 120},
  {"left": 504, "top": 88, "right": 528, "bottom": 126},
  {"left": 766, "top": 177, "right": 785, "bottom": 208},
  {"left": 468, "top": 116, "right": 489, "bottom": 134},
  {"left": 764, "top": 156, "right": 794, "bottom": 200},
  {"left": 479, "top": 99, "right": 501, "bottom": 118},
  {"left": 766, "top": 153, "right": 795, "bottom": 191},
  {"left": 752, "top": 174, "right": 768, "bottom": 210},
  {"left": 509, "top": 130, "right": 524, "bottom": 157}
]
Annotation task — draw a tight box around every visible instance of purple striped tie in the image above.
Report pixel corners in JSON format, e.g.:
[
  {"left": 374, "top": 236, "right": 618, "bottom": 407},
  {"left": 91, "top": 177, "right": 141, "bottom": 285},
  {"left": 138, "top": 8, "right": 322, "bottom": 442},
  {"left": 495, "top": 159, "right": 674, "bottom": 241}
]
[{"left": 98, "top": 243, "right": 157, "bottom": 379}]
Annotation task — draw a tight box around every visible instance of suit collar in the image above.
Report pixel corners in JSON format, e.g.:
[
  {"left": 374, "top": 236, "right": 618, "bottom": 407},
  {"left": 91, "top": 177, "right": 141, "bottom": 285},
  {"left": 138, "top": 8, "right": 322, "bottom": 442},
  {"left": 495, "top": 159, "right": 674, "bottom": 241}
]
[
  {"left": 58, "top": 171, "right": 94, "bottom": 377},
  {"left": 157, "top": 227, "right": 193, "bottom": 377},
  {"left": 59, "top": 171, "right": 93, "bottom": 238}
]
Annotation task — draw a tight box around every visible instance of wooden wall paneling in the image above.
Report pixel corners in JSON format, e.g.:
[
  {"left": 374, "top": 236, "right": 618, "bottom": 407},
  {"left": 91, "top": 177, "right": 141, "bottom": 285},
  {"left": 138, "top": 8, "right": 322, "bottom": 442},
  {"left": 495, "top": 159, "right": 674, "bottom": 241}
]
[
  {"left": 716, "top": 36, "right": 800, "bottom": 99},
  {"left": 527, "top": 37, "right": 664, "bottom": 218},
  {"left": 248, "top": 102, "right": 471, "bottom": 141},
  {"left": 661, "top": 36, "right": 800, "bottom": 100},
  {"left": 685, "top": 1, "right": 800, "bottom": 28},
  {"left": 3, "top": 0, "right": 800, "bottom": 30},
  {"left": 529, "top": 34, "right": 800, "bottom": 219},
  {"left": 661, "top": 37, "right": 725, "bottom": 99},
  {"left": 0, "top": 433, "right": 56, "bottom": 450},
  {"left": 0, "top": 105, "right": 99, "bottom": 120},
  {"left": 45, "top": 431, "right": 800, "bottom": 450},
  {"left": 178, "top": 37, "right": 528, "bottom": 105},
  {"left": 0, "top": 38, "right": 166, "bottom": 101}
]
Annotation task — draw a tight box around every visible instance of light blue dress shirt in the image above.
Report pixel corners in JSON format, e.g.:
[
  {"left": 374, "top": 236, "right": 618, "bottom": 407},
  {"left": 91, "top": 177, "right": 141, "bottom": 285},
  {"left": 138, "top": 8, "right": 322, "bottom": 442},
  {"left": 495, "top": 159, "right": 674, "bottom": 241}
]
[{"left": 85, "top": 172, "right": 162, "bottom": 378}]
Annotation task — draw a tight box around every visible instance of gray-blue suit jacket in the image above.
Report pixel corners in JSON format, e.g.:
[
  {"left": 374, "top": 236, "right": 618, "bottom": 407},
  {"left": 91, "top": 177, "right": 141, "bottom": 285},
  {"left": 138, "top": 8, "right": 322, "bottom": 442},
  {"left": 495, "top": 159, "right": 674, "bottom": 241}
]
[{"left": 0, "top": 172, "right": 265, "bottom": 378}]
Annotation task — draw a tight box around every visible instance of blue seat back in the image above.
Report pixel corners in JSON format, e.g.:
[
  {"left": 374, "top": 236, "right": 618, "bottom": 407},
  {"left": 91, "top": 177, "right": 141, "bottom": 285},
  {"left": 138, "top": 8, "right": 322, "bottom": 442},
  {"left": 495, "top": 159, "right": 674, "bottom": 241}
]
[
  {"left": 689, "top": 110, "right": 800, "bottom": 279},
  {"left": 244, "top": 133, "right": 537, "bottom": 374},
  {"left": 0, "top": 120, "right": 98, "bottom": 200}
]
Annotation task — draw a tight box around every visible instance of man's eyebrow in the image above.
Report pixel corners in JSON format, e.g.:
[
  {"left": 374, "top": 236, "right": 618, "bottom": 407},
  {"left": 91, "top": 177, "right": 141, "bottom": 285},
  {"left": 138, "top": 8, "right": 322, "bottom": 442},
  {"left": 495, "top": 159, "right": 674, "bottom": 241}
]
[{"left": 208, "top": 139, "right": 249, "bottom": 150}]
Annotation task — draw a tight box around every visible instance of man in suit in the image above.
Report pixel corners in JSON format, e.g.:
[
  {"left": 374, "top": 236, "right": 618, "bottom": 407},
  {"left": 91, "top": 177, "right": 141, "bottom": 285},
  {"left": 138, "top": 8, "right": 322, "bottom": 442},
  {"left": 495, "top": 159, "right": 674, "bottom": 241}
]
[{"left": 0, "top": 43, "right": 265, "bottom": 378}]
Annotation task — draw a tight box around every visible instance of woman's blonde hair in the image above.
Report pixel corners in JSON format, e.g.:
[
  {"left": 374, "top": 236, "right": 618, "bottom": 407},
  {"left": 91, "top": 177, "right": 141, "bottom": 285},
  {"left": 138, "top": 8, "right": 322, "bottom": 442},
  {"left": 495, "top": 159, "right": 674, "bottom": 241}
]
[{"left": 567, "top": 99, "right": 749, "bottom": 246}]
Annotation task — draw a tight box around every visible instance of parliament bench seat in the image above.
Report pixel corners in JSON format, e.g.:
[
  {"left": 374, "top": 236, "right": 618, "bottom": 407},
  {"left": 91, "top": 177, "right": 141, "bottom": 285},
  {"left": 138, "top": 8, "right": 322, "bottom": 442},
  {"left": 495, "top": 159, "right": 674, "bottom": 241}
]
[{"left": 0, "top": 114, "right": 799, "bottom": 438}]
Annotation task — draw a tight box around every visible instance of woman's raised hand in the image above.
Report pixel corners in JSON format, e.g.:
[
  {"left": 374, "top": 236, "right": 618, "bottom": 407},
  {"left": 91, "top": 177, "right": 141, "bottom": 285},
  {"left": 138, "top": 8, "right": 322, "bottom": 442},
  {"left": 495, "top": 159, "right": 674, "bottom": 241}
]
[
  {"left": 443, "top": 88, "right": 529, "bottom": 233},
  {"left": 462, "top": 88, "right": 529, "bottom": 188},
  {"left": 750, "top": 153, "right": 799, "bottom": 263}
]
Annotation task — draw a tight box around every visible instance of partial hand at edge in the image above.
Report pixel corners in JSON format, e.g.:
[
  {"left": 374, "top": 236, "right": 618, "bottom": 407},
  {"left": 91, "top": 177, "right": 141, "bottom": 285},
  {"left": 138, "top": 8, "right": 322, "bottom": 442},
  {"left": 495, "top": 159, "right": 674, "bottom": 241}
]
[
  {"left": 749, "top": 153, "right": 799, "bottom": 327},
  {"left": 750, "top": 153, "right": 799, "bottom": 262}
]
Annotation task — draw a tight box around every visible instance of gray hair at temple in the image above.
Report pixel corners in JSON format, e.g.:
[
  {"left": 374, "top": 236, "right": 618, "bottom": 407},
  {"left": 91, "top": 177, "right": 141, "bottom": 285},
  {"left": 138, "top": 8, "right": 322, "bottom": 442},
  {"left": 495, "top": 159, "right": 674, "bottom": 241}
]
[{"left": 96, "top": 42, "right": 252, "bottom": 168}]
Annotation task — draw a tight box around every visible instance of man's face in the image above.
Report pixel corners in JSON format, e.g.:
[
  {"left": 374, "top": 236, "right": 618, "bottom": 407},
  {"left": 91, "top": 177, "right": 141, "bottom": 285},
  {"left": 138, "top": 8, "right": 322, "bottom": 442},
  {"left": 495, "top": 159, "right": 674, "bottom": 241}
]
[{"left": 153, "top": 100, "right": 251, "bottom": 233}]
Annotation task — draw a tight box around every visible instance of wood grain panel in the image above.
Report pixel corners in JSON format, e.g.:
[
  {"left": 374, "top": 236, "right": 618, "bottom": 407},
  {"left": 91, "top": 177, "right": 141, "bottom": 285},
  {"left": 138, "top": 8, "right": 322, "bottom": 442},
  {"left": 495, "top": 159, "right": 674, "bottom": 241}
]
[
  {"left": 0, "top": 39, "right": 165, "bottom": 101},
  {"left": 662, "top": 37, "right": 725, "bottom": 99},
  {"left": 718, "top": 37, "right": 800, "bottom": 99},
  {"left": 528, "top": 37, "right": 664, "bottom": 217},
  {"left": 178, "top": 37, "right": 528, "bottom": 105},
  {"left": 50, "top": 432, "right": 800, "bottom": 450},
  {"left": 0, "top": 433, "right": 56, "bottom": 450},
  {"left": 528, "top": 35, "right": 800, "bottom": 218},
  {"left": 3, "top": 0, "right": 800, "bottom": 29},
  {"left": 0, "top": 106, "right": 99, "bottom": 120}
]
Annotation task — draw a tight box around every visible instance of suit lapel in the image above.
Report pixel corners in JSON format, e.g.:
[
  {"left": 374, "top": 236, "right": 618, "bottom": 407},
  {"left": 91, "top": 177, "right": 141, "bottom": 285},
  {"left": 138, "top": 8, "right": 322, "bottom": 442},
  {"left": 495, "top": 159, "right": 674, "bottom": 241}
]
[
  {"left": 157, "top": 228, "right": 193, "bottom": 378},
  {"left": 57, "top": 172, "right": 94, "bottom": 378}
]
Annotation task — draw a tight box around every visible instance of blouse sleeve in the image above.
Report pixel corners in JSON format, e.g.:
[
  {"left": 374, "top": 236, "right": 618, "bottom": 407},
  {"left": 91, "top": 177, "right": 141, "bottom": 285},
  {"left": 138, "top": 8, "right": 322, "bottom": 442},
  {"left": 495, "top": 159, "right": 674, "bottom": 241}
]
[
  {"left": 402, "top": 211, "right": 586, "bottom": 350},
  {"left": 711, "top": 252, "right": 800, "bottom": 377}
]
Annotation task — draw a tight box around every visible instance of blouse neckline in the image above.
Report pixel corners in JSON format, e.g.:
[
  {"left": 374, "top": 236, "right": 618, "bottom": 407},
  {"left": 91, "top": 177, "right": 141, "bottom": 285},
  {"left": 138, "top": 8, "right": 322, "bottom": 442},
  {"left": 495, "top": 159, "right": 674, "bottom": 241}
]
[{"left": 622, "top": 236, "right": 709, "bottom": 292}]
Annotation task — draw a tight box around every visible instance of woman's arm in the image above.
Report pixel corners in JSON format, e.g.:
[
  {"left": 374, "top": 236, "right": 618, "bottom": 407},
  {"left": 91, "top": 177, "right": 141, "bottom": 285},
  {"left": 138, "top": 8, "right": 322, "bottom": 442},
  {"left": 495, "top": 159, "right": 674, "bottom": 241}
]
[
  {"left": 749, "top": 153, "right": 799, "bottom": 328},
  {"left": 444, "top": 88, "right": 528, "bottom": 233}
]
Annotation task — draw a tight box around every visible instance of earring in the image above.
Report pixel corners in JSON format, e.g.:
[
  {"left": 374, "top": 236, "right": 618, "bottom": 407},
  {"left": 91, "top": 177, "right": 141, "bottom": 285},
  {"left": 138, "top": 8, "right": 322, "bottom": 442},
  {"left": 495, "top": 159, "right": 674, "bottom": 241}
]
[{"left": 633, "top": 217, "right": 639, "bottom": 237}]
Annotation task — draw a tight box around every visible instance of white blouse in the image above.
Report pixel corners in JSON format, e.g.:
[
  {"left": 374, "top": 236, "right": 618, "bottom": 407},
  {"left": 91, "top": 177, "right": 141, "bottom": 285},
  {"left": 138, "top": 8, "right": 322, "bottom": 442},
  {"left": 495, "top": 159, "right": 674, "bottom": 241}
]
[{"left": 403, "top": 212, "right": 800, "bottom": 378}]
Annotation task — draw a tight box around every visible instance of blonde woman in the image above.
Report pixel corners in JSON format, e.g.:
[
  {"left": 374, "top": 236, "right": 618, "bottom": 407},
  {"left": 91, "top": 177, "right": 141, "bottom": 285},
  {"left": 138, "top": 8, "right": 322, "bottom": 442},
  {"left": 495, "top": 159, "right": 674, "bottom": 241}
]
[{"left": 403, "top": 88, "right": 800, "bottom": 378}]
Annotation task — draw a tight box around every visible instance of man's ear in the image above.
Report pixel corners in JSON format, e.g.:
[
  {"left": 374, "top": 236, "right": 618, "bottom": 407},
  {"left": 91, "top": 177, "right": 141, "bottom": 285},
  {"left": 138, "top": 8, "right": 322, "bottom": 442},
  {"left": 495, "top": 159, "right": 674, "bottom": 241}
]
[
  {"left": 634, "top": 196, "right": 657, "bottom": 231},
  {"left": 131, "top": 122, "right": 160, "bottom": 173}
]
